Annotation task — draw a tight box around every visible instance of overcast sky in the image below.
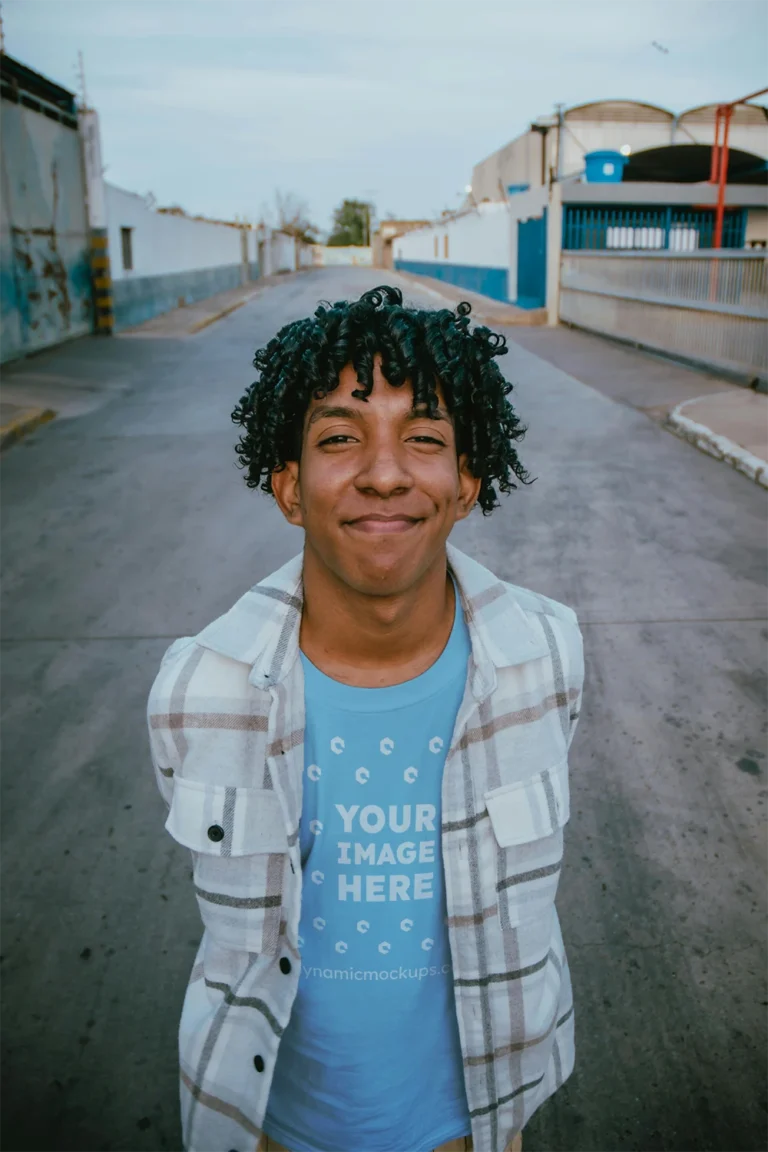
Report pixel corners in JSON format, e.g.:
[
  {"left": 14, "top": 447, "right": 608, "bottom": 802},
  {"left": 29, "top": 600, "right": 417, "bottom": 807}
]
[{"left": 5, "top": 0, "right": 767, "bottom": 235}]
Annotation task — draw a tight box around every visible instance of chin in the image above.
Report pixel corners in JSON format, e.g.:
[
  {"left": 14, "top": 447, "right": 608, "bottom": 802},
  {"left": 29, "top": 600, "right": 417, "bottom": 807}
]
[{"left": 342, "top": 550, "right": 420, "bottom": 595}]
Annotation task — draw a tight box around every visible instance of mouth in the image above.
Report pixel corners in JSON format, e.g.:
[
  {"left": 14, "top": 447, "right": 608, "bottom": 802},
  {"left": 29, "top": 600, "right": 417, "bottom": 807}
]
[{"left": 344, "top": 515, "right": 423, "bottom": 535}]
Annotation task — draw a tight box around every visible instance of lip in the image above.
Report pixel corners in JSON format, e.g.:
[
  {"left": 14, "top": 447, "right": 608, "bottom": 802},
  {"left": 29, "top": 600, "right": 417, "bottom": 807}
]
[{"left": 344, "top": 515, "right": 423, "bottom": 535}]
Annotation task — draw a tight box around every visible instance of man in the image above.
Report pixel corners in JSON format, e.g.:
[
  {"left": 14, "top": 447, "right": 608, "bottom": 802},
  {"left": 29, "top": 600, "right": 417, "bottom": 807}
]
[{"left": 148, "top": 285, "right": 584, "bottom": 1152}]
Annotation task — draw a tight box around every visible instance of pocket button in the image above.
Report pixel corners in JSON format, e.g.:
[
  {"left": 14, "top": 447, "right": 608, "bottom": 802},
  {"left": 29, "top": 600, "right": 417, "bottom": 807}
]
[{"left": 207, "top": 824, "right": 224, "bottom": 842}]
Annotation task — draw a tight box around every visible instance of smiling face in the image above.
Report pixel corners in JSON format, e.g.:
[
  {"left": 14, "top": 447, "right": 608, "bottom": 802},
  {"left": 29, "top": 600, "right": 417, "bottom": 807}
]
[{"left": 271, "top": 358, "right": 481, "bottom": 597}]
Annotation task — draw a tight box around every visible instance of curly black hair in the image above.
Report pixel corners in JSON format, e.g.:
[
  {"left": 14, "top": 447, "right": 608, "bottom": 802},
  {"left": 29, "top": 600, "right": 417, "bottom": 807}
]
[{"left": 231, "top": 284, "right": 533, "bottom": 515}]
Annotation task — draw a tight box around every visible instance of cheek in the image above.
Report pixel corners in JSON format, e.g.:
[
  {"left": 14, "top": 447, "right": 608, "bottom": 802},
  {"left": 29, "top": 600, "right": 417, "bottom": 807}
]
[
  {"left": 420, "top": 459, "right": 462, "bottom": 502},
  {"left": 299, "top": 456, "right": 348, "bottom": 515}
]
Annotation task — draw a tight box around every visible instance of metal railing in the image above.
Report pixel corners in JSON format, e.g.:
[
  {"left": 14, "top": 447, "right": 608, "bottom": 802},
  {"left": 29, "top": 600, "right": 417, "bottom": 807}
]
[
  {"left": 559, "top": 251, "right": 768, "bottom": 379},
  {"left": 562, "top": 205, "right": 747, "bottom": 251}
]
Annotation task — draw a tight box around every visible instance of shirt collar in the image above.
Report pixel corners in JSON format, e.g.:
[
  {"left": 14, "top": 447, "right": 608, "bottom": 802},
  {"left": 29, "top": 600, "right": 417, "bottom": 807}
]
[{"left": 194, "top": 543, "right": 549, "bottom": 696}]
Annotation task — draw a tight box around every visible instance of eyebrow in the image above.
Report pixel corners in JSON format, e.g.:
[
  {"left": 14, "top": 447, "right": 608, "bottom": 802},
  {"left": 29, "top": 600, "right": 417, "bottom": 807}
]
[{"left": 308, "top": 403, "right": 452, "bottom": 427}]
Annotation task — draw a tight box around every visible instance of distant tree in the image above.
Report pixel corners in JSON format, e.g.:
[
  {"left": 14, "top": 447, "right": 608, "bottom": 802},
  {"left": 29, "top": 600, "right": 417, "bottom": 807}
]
[
  {"left": 327, "top": 199, "right": 375, "bottom": 247},
  {"left": 272, "top": 189, "right": 319, "bottom": 245}
]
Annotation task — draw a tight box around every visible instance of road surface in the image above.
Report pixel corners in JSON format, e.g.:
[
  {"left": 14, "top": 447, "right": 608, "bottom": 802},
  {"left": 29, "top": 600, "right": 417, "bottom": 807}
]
[{"left": 2, "top": 268, "right": 766, "bottom": 1152}]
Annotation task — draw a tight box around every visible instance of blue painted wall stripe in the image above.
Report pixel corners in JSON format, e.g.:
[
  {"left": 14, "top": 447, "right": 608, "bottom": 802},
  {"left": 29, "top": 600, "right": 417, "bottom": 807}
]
[
  {"left": 394, "top": 260, "right": 509, "bottom": 304},
  {"left": 112, "top": 263, "right": 256, "bottom": 331}
]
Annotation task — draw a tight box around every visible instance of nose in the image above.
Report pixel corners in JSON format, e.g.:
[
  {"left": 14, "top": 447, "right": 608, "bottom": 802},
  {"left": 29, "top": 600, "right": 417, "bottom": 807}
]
[{"left": 354, "top": 438, "right": 414, "bottom": 498}]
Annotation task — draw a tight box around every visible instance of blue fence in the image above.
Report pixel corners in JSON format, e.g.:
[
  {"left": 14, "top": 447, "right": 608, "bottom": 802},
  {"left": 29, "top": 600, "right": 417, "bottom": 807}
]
[{"left": 563, "top": 206, "right": 746, "bottom": 251}]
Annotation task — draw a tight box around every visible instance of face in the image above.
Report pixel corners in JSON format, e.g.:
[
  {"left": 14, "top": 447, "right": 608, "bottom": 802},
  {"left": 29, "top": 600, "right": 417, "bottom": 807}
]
[{"left": 271, "top": 358, "right": 481, "bottom": 596}]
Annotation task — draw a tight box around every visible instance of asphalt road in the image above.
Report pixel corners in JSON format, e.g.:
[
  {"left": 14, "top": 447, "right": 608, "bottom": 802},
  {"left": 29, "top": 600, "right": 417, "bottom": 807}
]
[{"left": 2, "top": 268, "right": 766, "bottom": 1152}]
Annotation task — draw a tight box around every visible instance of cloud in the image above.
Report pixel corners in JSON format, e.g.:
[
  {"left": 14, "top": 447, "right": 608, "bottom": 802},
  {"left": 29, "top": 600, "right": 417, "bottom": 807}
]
[{"left": 4, "top": 0, "right": 767, "bottom": 227}]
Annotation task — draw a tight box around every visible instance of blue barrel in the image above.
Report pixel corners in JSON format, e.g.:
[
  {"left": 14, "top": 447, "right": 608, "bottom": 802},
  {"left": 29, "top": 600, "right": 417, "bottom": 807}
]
[{"left": 584, "top": 150, "right": 628, "bottom": 183}]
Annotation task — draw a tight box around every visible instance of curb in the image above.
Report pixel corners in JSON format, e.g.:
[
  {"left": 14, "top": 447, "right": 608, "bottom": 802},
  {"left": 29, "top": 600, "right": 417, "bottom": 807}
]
[
  {"left": 665, "top": 405, "right": 768, "bottom": 489},
  {"left": 188, "top": 291, "right": 261, "bottom": 334},
  {"left": 0, "top": 406, "right": 56, "bottom": 452}
]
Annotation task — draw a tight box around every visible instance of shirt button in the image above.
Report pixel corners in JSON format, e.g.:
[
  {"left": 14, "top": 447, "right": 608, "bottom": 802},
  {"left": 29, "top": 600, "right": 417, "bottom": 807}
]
[
  {"left": 253, "top": 1054, "right": 265, "bottom": 1073},
  {"left": 207, "top": 824, "right": 224, "bottom": 842},
  {"left": 279, "top": 957, "right": 291, "bottom": 975}
]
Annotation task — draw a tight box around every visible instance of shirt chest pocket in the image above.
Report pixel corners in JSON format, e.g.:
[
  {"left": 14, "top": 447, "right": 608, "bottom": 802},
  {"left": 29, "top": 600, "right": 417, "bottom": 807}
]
[
  {"left": 165, "top": 777, "right": 289, "bottom": 956},
  {"left": 483, "top": 759, "right": 570, "bottom": 931}
]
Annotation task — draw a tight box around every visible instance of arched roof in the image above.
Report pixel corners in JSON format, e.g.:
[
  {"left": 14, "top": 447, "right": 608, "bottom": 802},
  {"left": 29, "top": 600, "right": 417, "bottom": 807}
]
[
  {"left": 679, "top": 102, "right": 768, "bottom": 126},
  {"left": 565, "top": 100, "right": 674, "bottom": 123}
]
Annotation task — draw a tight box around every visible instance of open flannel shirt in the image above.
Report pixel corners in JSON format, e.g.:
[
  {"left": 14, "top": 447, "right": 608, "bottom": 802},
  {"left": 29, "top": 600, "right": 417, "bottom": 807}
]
[{"left": 148, "top": 543, "right": 584, "bottom": 1152}]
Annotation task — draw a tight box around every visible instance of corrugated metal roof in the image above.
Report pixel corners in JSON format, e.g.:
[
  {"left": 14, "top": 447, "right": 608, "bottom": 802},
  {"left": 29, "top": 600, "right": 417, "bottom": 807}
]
[
  {"left": 679, "top": 103, "right": 768, "bottom": 125},
  {"left": 566, "top": 100, "right": 674, "bottom": 123}
]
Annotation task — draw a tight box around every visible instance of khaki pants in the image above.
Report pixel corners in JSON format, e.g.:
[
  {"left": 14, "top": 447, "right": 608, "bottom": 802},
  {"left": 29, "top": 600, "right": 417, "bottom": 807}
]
[{"left": 258, "top": 1131, "right": 523, "bottom": 1152}]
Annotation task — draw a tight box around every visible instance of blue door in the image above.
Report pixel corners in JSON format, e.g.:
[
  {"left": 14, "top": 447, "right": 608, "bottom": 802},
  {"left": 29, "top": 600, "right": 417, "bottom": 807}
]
[{"left": 517, "top": 209, "right": 547, "bottom": 309}]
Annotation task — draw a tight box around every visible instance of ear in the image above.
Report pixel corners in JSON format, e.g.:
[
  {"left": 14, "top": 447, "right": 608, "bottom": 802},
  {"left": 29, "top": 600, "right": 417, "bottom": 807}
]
[
  {"left": 455, "top": 454, "right": 482, "bottom": 521},
  {"left": 271, "top": 461, "right": 304, "bottom": 527}
]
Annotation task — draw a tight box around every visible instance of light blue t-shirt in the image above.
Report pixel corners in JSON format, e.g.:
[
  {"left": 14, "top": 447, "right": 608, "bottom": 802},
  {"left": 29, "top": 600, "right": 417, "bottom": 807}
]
[{"left": 264, "top": 581, "right": 472, "bottom": 1152}]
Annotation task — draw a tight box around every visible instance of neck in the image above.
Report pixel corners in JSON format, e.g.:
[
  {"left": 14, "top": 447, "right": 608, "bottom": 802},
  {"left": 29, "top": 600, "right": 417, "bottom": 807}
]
[{"left": 298, "top": 545, "right": 455, "bottom": 688}]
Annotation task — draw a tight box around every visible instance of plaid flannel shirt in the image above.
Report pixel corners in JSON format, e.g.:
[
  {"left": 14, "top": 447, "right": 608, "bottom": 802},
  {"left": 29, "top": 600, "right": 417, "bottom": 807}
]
[{"left": 148, "top": 543, "right": 584, "bottom": 1152}]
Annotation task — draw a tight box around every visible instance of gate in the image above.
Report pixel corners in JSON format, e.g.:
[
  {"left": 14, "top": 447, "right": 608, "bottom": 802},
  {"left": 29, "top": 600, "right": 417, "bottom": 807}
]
[
  {"left": 517, "top": 209, "right": 547, "bottom": 309},
  {"left": 0, "top": 56, "right": 92, "bottom": 362}
]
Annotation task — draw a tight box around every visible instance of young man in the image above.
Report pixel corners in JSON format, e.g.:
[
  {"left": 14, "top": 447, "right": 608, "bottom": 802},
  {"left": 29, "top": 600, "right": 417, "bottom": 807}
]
[{"left": 148, "top": 286, "right": 584, "bottom": 1152}]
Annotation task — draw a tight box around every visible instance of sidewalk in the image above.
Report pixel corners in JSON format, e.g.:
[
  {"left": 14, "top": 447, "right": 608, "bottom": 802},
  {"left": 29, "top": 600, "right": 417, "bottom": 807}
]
[
  {"left": 665, "top": 388, "right": 768, "bottom": 487},
  {"left": 119, "top": 279, "right": 265, "bottom": 338},
  {"left": 0, "top": 275, "right": 302, "bottom": 449},
  {"left": 509, "top": 324, "right": 768, "bottom": 488},
  {"left": 392, "top": 270, "right": 546, "bottom": 326}
]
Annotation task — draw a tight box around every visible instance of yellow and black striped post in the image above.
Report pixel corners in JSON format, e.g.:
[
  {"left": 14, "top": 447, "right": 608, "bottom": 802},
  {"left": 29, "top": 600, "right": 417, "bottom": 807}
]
[{"left": 90, "top": 228, "right": 114, "bottom": 334}]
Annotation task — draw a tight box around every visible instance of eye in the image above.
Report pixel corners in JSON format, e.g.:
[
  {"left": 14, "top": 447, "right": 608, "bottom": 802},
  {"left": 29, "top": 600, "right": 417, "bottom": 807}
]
[
  {"left": 317, "top": 434, "right": 355, "bottom": 446},
  {"left": 408, "top": 435, "right": 445, "bottom": 445}
]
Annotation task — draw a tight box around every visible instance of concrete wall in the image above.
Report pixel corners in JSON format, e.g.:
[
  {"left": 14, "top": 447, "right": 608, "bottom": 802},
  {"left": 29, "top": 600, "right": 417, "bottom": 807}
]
[
  {"left": 106, "top": 183, "right": 250, "bottom": 279},
  {"left": 373, "top": 221, "right": 430, "bottom": 269},
  {"left": 1, "top": 94, "right": 92, "bottom": 361},
  {"left": 394, "top": 203, "right": 511, "bottom": 301},
  {"left": 558, "top": 117, "right": 674, "bottom": 181},
  {"left": 472, "top": 110, "right": 675, "bottom": 200},
  {"left": 561, "top": 181, "right": 768, "bottom": 208},
  {"left": 312, "top": 246, "right": 373, "bottom": 267},
  {"left": 559, "top": 250, "right": 767, "bottom": 379},
  {"left": 472, "top": 133, "right": 554, "bottom": 202},
  {"left": 745, "top": 207, "right": 768, "bottom": 247},
  {"left": 261, "top": 231, "right": 298, "bottom": 275},
  {"left": 105, "top": 183, "right": 255, "bottom": 329}
]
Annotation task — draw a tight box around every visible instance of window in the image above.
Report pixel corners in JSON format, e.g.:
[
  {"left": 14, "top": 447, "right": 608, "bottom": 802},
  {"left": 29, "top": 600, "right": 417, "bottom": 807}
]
[
  {"left": 434, "top": 236, "right": 438, "bottom": 258},
  {"left": 120, "top": 227, "right": 133, "bottom": 271},
  {"left": 444, "top": 234, "right": 449, "bottom": 259}
]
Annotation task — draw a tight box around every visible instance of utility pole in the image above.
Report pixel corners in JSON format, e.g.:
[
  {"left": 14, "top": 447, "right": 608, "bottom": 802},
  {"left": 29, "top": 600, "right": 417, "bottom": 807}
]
[
  {"left": 77, "top": 50, "right": 88, "bottom": 109},
  {"left": 555, "top": 103, "right": 564, "bottom": 181}
]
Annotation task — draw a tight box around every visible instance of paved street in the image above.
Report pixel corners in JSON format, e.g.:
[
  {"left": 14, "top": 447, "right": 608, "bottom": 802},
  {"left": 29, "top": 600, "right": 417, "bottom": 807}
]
[{"left": 2, "top": 268, "right": 766, "bottom": 1152}]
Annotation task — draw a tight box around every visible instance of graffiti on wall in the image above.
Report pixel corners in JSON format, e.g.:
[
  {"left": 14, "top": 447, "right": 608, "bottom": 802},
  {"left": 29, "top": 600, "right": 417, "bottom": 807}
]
[{"left": 1, "top": 70, "right": 92, "bottom": 362}]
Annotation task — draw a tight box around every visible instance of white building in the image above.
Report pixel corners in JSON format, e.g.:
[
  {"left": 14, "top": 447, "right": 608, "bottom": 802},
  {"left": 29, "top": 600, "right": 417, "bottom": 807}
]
[{"left": 470, "top": 100, "right": 768, "bottom": 201}]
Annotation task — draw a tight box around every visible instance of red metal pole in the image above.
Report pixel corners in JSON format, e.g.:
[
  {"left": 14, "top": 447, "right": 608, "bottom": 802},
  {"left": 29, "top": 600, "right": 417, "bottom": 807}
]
[
  {"left": 730, "top": 85, "right": 768, "bottom": 104},
  {"left": 713, "top": 105, "right": 733, "bottom": 248},
  {"left": 709, "top": 105, "right": 721, "bottom": 183}
]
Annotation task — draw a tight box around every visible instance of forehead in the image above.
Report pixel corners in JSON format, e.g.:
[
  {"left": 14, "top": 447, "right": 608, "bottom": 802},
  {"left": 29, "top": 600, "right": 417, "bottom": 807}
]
[{"left": 306, "top": 361, "right": 447, "bottom": 415}]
